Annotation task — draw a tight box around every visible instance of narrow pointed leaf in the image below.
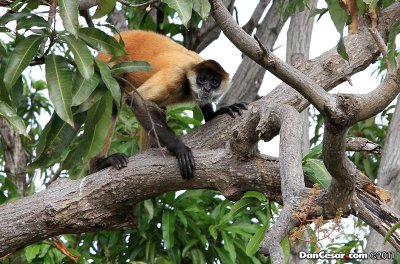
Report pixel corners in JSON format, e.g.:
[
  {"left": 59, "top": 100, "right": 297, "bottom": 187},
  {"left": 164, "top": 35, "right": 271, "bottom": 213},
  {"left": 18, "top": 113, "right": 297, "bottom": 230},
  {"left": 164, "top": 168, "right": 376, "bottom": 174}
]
[
  {"left": 0, "top": 101, "right": 28, "bottom": 137},
  {"left": 81, "top": 92, "right": 113, "bottom": 159},
  {"left": 62, "top": 35, "right": 94, "bottom": 80},
  {"left": 79, "top": 27, "right": 126, "bottom": 57},
  {"left": 16, "top": 14, "right": 49, "bottom": 30},
  {"left": 93, "top": 0, "right": 117, "bottom": 19},
  {"left": 45, "top": 54, "right": 74, "bottom": 127},
  {"left": 162, "top": 209, "right": 175, "bottom": 250},
  {"left": 72, "top": 71, "right": 101, "bottom": 106},
  {"left": 246, "top": 225, "right": 267, "bottom": 256},
  {"left": 110, "top": 61, "right": 151, "bottom": 75},
  {"left": 161, "top": 0, "right": 193, "bottom": 27},
  {"left": 95, "top": 59, "right": 121, "bottom": 105},
  {"left": 28, "top": 113, "right": 85, "bottom": 169},
  {"left": 303, "top": 158, "right": 332, "bottom": 188},
  {"left": 3, "top": 35, "right": 43, "bottom": 90},
  {"left": 58, "top": 0, "right": 79, "bottom": 38},
  {"left": 193, "top": 0, "right": 210, "bottom": 20}
]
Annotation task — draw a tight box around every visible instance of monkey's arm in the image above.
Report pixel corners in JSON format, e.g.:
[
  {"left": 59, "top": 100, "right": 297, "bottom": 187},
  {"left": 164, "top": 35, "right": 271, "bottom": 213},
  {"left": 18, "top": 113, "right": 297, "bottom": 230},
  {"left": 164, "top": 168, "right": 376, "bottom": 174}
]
[
  {"left": 201, "top": 103, "right": 248, "bottom": 122},
  {"left": 126, "top": 92, "right": 195, "bottom": 179}
]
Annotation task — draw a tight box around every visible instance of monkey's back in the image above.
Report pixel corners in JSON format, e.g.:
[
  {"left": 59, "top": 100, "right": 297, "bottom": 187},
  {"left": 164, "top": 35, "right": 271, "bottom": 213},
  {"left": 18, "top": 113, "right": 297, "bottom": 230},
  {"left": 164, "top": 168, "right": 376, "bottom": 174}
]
[{"left": 97, "top": 30, "right": 204, "bottom": 89}]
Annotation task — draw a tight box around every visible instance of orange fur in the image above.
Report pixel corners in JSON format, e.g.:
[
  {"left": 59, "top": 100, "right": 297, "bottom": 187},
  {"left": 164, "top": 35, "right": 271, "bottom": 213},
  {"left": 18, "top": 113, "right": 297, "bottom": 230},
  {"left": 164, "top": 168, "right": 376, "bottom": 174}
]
[{"left": 97, "top": 30, "right": 204, "bottom": 106}]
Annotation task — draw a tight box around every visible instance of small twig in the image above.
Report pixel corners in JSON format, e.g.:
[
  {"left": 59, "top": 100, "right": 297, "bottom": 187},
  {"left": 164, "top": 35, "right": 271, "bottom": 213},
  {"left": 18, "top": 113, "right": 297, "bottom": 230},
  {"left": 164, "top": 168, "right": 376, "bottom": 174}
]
[
  {"left": 254, "top": 34, "right": 269, "bottom": 58},
  {"left": 80, "top": 9, "right": 94, "bottom": 28},
  {"left": 118, "top": 0, "right": 159, "bottom": 8},
  {"left": 369, "top": 28, "right": 392, "bottom": 70},
  {"left": 233, "top": 6, "right": 239, "bottom": 24},
  {"left": 46, "top": 166, "right": 63, "bottom": 187},
  {"left": 346, "top": 137, "right": 382, "bottom": 154}
]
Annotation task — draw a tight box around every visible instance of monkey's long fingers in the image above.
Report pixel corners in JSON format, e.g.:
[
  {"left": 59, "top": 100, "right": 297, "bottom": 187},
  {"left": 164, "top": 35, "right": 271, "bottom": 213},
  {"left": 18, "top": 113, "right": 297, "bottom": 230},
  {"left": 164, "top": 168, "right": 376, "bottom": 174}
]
[
  {"left": 235, "top": 102, "right": 248, "bottom": 110},
  {"left": 230, "top": 105, "right": 244, "bottom": 116},
  {"left": 107, "top": 153, "right": 129, "bottom": 170},
  {"left": 178, "top": 155, "right": 191, "bottom": 179}
]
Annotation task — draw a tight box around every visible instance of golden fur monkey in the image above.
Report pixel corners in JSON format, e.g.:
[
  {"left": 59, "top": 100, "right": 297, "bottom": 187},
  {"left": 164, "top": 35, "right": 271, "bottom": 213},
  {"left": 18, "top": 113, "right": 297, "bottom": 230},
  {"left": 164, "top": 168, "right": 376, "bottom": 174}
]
[{"left": 90, "top": 30, "right": 247, "bottom": 179}]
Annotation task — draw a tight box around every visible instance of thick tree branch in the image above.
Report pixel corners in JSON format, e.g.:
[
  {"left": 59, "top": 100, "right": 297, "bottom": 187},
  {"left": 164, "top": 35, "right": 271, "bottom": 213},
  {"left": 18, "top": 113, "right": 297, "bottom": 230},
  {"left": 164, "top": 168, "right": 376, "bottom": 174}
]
[
  {"left": 364, "top": 95, "right": 400, "bottom": 258},
  {"left": 260, "top": 106, "right": 304, "bottom": 262},
  {"left": 0, "top": 149, "right": 281, "bottom": 256}
]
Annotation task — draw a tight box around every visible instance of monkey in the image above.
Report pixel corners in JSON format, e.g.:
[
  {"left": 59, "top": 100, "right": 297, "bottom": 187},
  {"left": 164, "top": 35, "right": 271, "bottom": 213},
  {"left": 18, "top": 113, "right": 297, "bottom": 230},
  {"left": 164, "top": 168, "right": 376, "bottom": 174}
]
[{"left": 90, "top": 30, "right": 247, "bottom": 179}]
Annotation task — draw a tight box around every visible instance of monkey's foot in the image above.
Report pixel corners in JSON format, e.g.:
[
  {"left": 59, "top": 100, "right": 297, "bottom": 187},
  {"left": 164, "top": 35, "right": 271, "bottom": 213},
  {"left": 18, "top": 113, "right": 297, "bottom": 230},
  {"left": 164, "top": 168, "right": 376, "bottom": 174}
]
[
  {"left": 215, "top": 102, "right": 248, "bottom": 118},
  {"left": 106, "top": 153, "right": 129, "bottom": 170},
  {"left": 175, "top": 146, "right": 195, "bottom": 180}
]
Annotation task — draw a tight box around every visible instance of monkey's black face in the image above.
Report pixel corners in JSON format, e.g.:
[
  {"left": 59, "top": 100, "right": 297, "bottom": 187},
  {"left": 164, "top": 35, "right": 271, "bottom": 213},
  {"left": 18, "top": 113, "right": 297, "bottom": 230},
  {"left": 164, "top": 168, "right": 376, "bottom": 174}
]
[
  {"left": 195, "top": 70, "right": 221, "bottom": 103},
  {"left": 197, "top": 70, "right": 221, "bottom": 91}
]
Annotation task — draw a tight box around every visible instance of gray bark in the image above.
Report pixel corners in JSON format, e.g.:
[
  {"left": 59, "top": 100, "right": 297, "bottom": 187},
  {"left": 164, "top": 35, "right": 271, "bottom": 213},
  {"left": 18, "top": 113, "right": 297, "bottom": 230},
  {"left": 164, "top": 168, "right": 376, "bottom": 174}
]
[
  {"left": 0, "top": 119, "right": 29, "bottom": 197},
  {"left": 363, "top": 96, "right": 400, "bottom": 263},
  {"left": 285, "top": 0, "right": 317, "bottom": 262}
]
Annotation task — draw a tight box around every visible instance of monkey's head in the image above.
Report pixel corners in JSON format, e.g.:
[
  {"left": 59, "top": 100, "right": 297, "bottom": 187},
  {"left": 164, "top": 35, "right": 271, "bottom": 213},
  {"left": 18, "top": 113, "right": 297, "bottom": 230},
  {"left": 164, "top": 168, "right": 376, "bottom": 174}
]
[{"left": 187, "top": 60, "right": 230, "bottom": 105}]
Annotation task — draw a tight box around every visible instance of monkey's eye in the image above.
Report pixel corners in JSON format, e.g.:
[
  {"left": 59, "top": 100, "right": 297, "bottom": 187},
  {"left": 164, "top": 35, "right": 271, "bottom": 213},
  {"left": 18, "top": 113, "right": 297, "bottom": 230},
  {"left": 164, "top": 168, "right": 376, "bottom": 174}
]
[
  {"left": 198, "top": 76, "right": 207, "bottom": 84},
  {"left": 211, "top": 78, "right": 220, "bottom": 87}
]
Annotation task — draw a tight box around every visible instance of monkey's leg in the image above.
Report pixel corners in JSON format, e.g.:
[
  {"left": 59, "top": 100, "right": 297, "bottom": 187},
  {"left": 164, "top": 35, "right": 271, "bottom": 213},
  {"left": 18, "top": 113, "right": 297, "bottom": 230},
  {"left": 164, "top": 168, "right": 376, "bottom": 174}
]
[
  {"left": 89, "top": 102, "right": 129, "bottom": 174},
  {"left": 126, "top": 93, "right": 195, "bottom": 179}
]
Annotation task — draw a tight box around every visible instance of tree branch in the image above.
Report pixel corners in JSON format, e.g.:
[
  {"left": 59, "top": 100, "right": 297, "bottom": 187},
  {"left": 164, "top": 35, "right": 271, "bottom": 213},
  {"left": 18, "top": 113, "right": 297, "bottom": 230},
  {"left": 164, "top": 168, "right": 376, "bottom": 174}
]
[{"left": 259, "top": 106, "right": 304, "bottom": 262}]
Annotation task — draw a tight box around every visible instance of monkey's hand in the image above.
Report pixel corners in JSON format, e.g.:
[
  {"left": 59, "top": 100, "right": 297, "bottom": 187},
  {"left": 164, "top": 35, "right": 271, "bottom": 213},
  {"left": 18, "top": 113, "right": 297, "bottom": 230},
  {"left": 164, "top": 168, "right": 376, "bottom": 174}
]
[
  {"left": 174, "top": 146, "right": 195, "bottom": 180},
  {"left": 215, "top": 102, "right": 248, "bottom": 118},
  {"left": 105, "top": 153, "right": 129, "bottom": 170}
]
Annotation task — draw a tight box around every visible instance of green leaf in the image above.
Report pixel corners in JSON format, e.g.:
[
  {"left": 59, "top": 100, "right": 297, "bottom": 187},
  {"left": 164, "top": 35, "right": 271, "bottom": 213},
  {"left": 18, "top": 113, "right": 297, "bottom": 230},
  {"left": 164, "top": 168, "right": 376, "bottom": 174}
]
[
  {"left": 95, "top": 59, "right": 121, "bottom": 105},
  {"left": 81, "top": 92, "right": 113, "bottom": 159},
  {"left": 0, "top": 12, "right": 32, "bottom": 26},
  {"left": 110, "top": 61, "right": 152, "bottom": 75},
  {"left": 242, "top": 191, "right": 266, "bottom": 201},
  {"left": 0, "top": 101, "right": 28, "bottom": 137},
  {"left": 303, "top": 158, "right": 332, "bottom": 188},
  {"left": 3, "top": 35, "right": 43, "bottom": 90},
  {"left": 213, "top": 246, "right": 232, "bottom": 264},
  {"left": 62, "top": 35, "right": 94, "bottom": 80},
  {"left": 193, "top": 0, "right": 210, "bottom": 20},
  {"left": 162, "top": 209, "right": 175, "bottom": 250},
  {"left": 58, "top": 0, "right": 79, "bottom": 38},
  {"left": 182, "top": 240, "right": 197, "bottom": 257},
  {"left": 74, "top": 83, "right": 108, "bottom": 113},
  {"left": 93, "top": 0, "right": 117, "bottom": 19},
  {"left": 337, "top": 37, "right": 349, "bottom": 61},
  {"left": 29, "top": 113, "right": 85, "bottom": 169},
  {"left": 144, "top": 199, "right": 154, "bottom": 222},
  {"left": 25, "top": 244, "right": 41, "bottom": 263},
  {"left": 72, "top": 71, "right": 101, "bottom": 106},
  {"left": 326, "top": 0, "right": 347, "bottom": 35},
  {"left": 222, "top": 231, "right": 236, "bottom": 262},
  {"left": 325, "top": 0, "right": 349, "bottom": 60},
  {"left": 246, "top": 225, "right": 267, "bottom": 256},
  {"left": 45, "top": 54, "right": 74, "bottom": 127},
  {"left": 79, "top": 27, "right": 126, "bottom": 57},
  {"left": 16, "top": 14, "right": 49, "bottom": 30},
  {"left": 161, "top": 0, "right": 193, "bottom": 27},
  {"left": 230, "top": 197, "right": 259, "bottom": 217},
  {"left": 303, "top": 144, "right": 322, "bottom": 160}
]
